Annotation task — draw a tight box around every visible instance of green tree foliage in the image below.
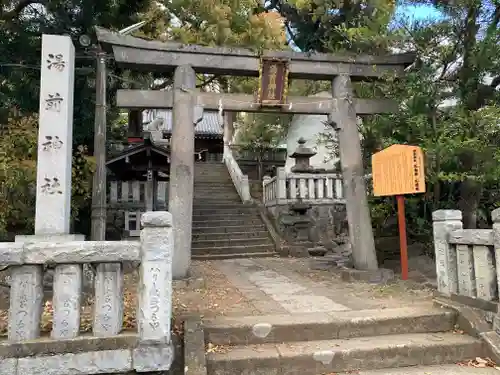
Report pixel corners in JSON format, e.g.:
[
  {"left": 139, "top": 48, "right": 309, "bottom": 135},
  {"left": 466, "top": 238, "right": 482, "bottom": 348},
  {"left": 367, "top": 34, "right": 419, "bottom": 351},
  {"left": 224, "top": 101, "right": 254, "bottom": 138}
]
[
  {"left": 234, "top": 113, "right": 289, "bottom": 178},
  {"left": 357, "top": 1, "right": 500, "bottom": 244},
  {"left": 0, "top": 0, "right": 153, "bottom": 146},
  {"left": 0, "top": 111, "right": 94, "bottom": 240},
  {"left": 266, "top": 0, "right": 397, "bottom": 52},
  {"left": 0, "top": 1, "right": 152, "bottom": 237}
]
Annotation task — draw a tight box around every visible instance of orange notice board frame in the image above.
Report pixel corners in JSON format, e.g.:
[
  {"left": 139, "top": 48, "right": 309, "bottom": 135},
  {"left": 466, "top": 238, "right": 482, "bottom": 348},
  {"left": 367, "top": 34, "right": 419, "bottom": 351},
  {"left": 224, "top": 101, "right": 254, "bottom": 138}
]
[{"left": 371, "top": 145, "right": 426, "bottom": 280}]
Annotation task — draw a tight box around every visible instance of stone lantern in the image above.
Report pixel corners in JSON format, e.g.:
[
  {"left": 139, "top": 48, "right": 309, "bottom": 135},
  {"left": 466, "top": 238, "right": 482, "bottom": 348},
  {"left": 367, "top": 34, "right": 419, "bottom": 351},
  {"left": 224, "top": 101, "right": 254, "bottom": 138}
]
[{"left": 290, "top": 138, "right": 316, "bottom": 173}]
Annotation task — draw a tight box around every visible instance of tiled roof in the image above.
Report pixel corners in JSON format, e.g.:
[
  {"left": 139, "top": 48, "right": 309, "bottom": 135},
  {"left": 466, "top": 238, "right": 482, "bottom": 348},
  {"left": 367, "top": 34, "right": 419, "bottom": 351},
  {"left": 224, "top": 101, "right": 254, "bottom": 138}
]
[{"left": 153, "top": 110, "right": 223, "bottom": 136}]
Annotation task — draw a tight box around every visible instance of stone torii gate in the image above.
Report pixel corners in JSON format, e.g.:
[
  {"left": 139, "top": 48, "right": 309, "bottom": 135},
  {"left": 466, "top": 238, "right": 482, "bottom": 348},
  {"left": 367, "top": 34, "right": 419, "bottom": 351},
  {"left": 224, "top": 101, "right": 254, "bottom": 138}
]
[{"left": 96, "top": 27, "right": 414, "bottom": 278}]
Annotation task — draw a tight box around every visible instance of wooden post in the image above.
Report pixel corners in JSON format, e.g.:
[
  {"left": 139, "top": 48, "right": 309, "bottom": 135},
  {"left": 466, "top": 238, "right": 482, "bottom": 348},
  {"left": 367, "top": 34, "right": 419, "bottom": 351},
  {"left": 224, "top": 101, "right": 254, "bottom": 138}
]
[
  {"left": 330, "top": 75, "right": 378, "bottom": 271},
  {"left": 169, "top": 65, "right": 196, "bottom": 279},
  {"left": 396, "top": 195, "right": 408, "bottom": 280}
]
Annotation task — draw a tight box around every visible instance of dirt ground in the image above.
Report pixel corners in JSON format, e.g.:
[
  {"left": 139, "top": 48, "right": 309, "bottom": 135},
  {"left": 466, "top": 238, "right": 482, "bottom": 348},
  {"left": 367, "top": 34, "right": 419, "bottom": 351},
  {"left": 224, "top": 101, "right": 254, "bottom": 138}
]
[{"left": 0, "top": 258, "right": 435, "bottom": 337}]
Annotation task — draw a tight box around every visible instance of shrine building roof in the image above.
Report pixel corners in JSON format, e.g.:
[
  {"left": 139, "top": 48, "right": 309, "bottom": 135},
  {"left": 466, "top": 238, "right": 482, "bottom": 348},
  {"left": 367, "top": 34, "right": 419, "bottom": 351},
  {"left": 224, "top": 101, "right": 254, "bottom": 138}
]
[{"left": 146, "top": 110, "right": 223, "bottom": 138}]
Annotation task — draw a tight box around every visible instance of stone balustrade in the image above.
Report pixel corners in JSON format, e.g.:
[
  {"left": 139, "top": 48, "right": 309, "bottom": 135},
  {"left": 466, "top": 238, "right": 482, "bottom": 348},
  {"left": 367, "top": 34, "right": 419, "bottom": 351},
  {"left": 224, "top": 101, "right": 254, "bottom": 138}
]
[
  {"left": 433, "top": 209, "right": 500, "bottom": 303},
  {"left": 263, "top": 167, "right": 345, "bottom": 207},
  {"left": 109, "top": 180, "right": 168, "bottom": 209},
  {"left": 223, "top": 144, "right": 251, "bottom": 203},
  {"left": 0, "top": 211, "right": 174, "bottom": 374}
]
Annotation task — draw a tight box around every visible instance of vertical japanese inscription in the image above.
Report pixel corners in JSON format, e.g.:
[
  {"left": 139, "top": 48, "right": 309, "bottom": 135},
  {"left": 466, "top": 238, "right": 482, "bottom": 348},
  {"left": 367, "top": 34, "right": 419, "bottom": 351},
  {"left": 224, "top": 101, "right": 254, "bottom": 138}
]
[
  {"left": 9, "top": 267, "right": 43, "bottom": 341},
  {"left": 44, "top": 93, "right": 64, "bottom": 112},
  {"left": 46, "top": 53, "right": 66, "bottom": 71},
  {"left": 40, "top": 177, "right": 63, "bottom": 195},
  {"left": 15, "top": 274, "right": 30, "bottom": 341},
  {"left": 42, "top": 135, "right": 64, "bottom": 151},
  {"left": 100, "top": 274, "right": 114, "bottom": 332},
  {"left": 258, "top": 58, "right": 289, "bottom": 106},
  {"left": 149, "top": 267, "right": 161, "bottom": 330},
  {"left": 52, "top": 265, "right": 82, "bottom": 339}
]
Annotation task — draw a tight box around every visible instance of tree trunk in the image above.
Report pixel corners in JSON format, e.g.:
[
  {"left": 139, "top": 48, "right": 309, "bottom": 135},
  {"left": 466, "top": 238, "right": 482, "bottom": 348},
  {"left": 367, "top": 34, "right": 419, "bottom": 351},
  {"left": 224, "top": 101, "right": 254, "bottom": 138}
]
[{"left": 458, "top": 179, "right": 482, "bottom": 229}]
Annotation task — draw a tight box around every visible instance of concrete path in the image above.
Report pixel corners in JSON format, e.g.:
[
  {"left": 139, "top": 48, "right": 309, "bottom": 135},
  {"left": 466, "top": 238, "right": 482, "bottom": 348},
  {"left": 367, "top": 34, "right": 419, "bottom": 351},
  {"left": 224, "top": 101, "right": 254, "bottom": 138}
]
[
  {"left": 214, "top": 257, "right": 434, "bottom": 315},
  {"left": 216, "top": 259, "right": 350, "bottom": 314}
]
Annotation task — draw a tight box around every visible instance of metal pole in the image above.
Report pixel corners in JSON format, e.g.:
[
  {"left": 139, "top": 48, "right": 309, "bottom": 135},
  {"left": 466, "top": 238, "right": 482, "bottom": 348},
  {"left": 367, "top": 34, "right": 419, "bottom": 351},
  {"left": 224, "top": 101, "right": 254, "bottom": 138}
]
[{"left": 90, "top": 49, "right": 107, "bottom": 241}]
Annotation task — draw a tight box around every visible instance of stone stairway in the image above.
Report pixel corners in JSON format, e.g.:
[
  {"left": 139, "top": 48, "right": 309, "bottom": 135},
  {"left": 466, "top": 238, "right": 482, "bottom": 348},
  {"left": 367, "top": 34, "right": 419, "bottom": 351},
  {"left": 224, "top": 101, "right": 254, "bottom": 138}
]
[
  {"left": 203, "top": 306, "right": 487, "bottom": 374},
  {"left": 192, "top": 162, "right": 277, "bottom": 260}
]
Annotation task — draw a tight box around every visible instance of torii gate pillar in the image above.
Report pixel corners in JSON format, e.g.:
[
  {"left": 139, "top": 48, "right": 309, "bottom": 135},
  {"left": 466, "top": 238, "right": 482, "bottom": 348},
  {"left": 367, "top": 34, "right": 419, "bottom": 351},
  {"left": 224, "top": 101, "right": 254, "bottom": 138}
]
[
  {"left": 330, "top": 75, "right": 378, "bottom": 270},
  {"left": 170, "top": 65, "right": 196, "bottom": 279}
]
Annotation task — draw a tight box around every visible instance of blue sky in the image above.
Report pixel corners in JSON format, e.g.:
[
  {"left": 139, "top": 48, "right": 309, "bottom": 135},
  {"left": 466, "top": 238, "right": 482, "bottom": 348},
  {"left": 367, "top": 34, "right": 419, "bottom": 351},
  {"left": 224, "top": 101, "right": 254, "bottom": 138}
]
[{"left": 395, "top": 3, "right": 444, "bottom": 22}]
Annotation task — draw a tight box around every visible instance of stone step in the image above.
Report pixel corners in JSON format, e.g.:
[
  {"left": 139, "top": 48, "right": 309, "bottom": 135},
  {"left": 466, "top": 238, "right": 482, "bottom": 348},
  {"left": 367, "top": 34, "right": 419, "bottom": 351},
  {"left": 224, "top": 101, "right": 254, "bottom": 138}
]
[
  {"left": 193, "top": 200, "right": 242, "bottom": 205},
  {"left": 194, "top": 167, "right": 228, "bottom": 170},
  {"left": 193, "top": 218, "right": 263, "bottom": 227},
  {"left": 193, "top": 207, "right": 258, "bottom": 216},
  {"left": 193, "top": 196, "right": 242, "bottom": 202},
  {"left": 194, "top": 187, "right": 238, "bottom": 192},
  {"left": 192, "top": 237, "right": 271, "bottom": 249},
  {"left": 194, "top": 184, "right": 234, "bottom": 187},
  {"left": 194, "top": 191, "right": 238, "bottom": 197},
  {"left": 206, "top": 332, "right": 484, "bottom": 375},
  {"left": 192, "top": 252, "right": 278, "bottom": 260},
  {"left": 192, "top": 224, "right": 267, "bottom": 234},
  {"left": 193, "top": 203, "right": 251, "bottom": 209},
  {"left": 192, "top": 244, "right": 274, "bottom": 255},
  {"left": 204, "top": 306, "right": 456, "bottom": 345},
  {"left": 337, "top": 365, "right": 500, "bottom": 374},
  {"left": 194, "top": 180, "right": 233, "bottom": 184},
  {"left": 192, "top": 213, "right": 261, "bottom": 222},
  {"left": 194, "top": 180, "right": 234, "bottom": 186},
  {"left": 194, "top": 191, "right": 240, "bottom": 196},
  {"left": 193, "top": 231, "right": 269, "bottom": 241}
]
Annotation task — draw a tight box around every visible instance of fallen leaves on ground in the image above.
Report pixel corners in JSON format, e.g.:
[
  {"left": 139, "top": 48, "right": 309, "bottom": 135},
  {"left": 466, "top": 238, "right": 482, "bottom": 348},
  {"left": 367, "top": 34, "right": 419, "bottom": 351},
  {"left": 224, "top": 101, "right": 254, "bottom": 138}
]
[
  {"left": 206, "top": 342, "right": 231, "bottom": 354},
  {"left": 458, "top": 357, "right": 500, "bottom": 369},
  {"left": 0, "top": 261, "right": 257, "bottom": 336}
]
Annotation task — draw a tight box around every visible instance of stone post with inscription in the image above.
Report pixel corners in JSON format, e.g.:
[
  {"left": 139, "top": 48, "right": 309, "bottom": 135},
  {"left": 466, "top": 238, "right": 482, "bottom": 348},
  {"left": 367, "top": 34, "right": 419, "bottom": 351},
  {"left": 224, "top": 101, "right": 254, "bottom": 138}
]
[
  {"left": 432, "top": 210, "right": 462, "bottom": 296},
  {"left": 491, "top": 208, "right": 500, "bottom": 334},
  {"left": 133, "top": 211, "right": 174, "bottom": 372},
  {"left": 169, "top": 65, "right": 196, "bottom": 279},
  {"left": 8, "top": 35, "right": 83, "bottom": 341}
]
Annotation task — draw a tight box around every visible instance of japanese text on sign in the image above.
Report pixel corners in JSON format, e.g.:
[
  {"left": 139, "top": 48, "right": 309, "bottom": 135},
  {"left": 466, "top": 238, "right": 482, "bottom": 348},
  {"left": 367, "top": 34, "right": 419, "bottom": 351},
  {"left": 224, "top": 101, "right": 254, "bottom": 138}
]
[{"left": 372, "top": 144, "right": 426, "bottom": 197}]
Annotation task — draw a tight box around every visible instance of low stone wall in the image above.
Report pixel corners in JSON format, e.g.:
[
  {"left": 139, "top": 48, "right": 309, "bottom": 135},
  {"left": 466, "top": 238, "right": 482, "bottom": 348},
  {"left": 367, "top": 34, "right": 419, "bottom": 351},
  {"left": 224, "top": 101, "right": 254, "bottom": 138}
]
[{"left": 267, "top": 203, "right": 349, "bottom": 257}]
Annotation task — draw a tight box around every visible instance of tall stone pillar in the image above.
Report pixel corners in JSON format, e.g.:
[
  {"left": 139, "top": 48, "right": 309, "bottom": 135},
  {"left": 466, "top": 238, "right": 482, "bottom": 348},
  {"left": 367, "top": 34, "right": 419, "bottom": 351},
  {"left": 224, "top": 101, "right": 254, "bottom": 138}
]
[
  {"left": 330, "top": 75, "right": 378, "bottom": 271},
  {"left": 169, "top": 65, "right": 196, "bottom": 279},
  {"left": 9, "top": 35, "right": 81, "bottom": 341}
]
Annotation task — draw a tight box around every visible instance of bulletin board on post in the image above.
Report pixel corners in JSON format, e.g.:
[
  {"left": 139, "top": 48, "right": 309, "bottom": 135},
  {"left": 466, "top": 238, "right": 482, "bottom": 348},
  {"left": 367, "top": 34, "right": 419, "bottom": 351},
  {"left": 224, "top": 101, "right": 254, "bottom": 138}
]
[{"left": 371, "top": 145, "right": 426, "bottom": 280}]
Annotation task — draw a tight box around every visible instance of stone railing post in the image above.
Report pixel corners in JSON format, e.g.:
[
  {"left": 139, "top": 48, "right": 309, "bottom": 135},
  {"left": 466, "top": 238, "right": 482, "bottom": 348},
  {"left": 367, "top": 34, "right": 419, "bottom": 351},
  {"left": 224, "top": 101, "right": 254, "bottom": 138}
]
[
  {"left": 134, "top": 211, "right": 174, "bottom": 371},
  {"left": 432, "top": 210, "right": 462, "bottom": 296},
  {"left": 492, "top": 208, "right": 500, "bottom": 334},
  {"left": 276, "top": 167, "right": 287, "bottom": 204},
  {"left": 262, "top": 176, "right": 271, "bottom": 203}
]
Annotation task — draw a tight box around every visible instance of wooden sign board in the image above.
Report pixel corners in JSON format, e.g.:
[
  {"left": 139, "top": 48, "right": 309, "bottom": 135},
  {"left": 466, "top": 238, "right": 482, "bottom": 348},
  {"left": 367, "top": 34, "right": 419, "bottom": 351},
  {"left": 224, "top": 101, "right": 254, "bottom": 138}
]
[
  {"left": 258, "top": 58, "right": 289, "bottom": 106},
  {"left": 372, "top": 144, "right": 425, "bottom": 197}
]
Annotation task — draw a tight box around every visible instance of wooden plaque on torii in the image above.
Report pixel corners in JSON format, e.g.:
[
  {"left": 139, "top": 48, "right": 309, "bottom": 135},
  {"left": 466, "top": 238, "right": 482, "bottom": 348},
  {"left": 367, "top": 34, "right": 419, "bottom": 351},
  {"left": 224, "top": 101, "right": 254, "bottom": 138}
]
[{"left": 257, "top": 57, "right": 289, "bottom": 107}]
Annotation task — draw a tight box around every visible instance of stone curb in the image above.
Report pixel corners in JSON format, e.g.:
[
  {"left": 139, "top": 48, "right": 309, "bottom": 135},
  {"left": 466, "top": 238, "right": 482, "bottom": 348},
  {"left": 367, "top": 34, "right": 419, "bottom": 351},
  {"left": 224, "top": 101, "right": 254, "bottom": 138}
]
[
  {"left": 340, "top": 267, "right": 395, "bottom": 284},
  {"left": 255, "top": 202, "right": 286, "bottom": 255},
  {"left": 184, "top": 316, "right": 207, "bottom": 375},
  {"left": 203, "top": 307, "right": 456, "bottom": 346},
  {"left": 433, "top": 296, "right": 500, "bottom": 364}
]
